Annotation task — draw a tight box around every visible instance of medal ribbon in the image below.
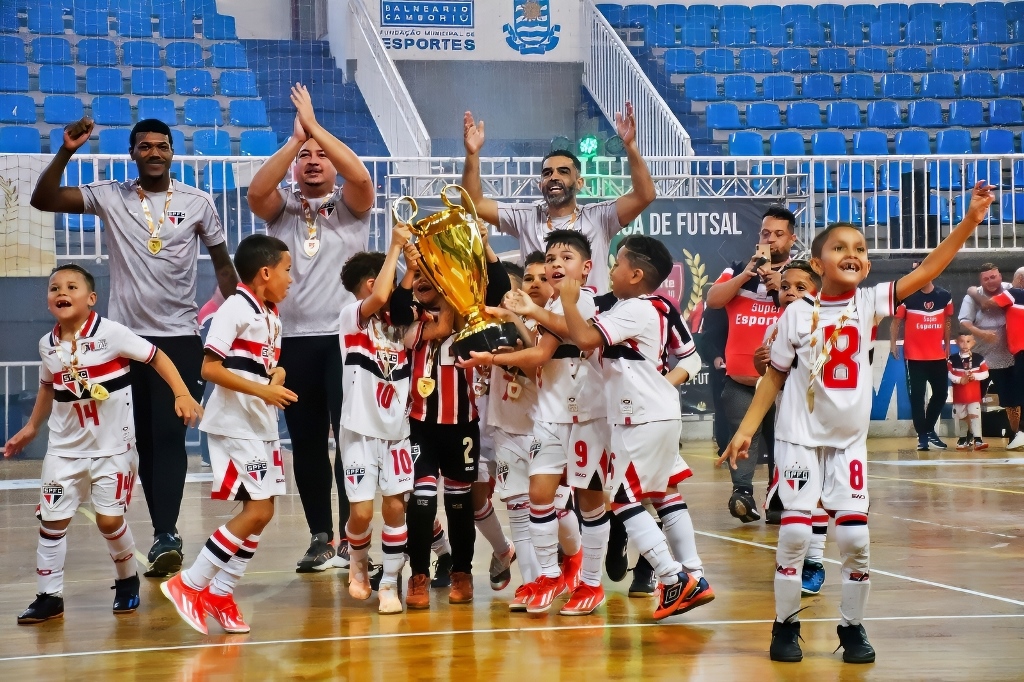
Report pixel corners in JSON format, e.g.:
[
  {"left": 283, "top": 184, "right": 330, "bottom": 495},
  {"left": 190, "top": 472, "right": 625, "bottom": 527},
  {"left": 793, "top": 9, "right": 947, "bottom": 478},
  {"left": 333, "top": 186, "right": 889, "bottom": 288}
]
[
  {"left": 54, "top": 317, "right": 97, "bottom": 397},
  {"left": 136, "top": 183, "right": 174, "bottom": 244},
  {"left": 297, "top": 187, "right": 338, "bottom": 244},
  {"left": 545, "top": 206, "right": 581, "bottom": 232}
]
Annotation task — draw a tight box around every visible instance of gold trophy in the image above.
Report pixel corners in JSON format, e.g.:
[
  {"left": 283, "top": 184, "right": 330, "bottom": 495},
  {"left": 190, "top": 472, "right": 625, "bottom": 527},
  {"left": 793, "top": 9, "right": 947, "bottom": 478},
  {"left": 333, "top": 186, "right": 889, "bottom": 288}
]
[{"left": 392, "top": 185, "right": 521, "bottom": 361}]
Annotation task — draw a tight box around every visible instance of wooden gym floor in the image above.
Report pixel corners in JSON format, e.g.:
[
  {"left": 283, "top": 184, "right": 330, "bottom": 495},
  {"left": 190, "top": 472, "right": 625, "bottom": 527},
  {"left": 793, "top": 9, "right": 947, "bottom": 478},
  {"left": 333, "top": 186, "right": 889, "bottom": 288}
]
[{"left": 0, "top": 437, "right": 1021, "bottom": 681}]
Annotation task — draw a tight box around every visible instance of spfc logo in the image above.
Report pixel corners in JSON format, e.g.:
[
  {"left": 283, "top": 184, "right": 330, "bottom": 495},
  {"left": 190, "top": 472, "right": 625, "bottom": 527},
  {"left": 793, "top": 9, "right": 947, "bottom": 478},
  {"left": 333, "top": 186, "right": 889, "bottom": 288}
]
[
  {"left": 496, "top": 461, "right": 509, "bottom": 485},
  {"left": 924, "top": 301, "right": 935, "bottom": 310},
  {"left": 246, "top": 460, "right": 268, "bottom": 482},
  {"left": 42, "top": 483, "right": 64, "bottom": 506},
  {"left": 167, "top": 210, "right": 186, "bottom": 226},
  {"left": 504, "top": 0, "right": 560, "bottom": 55},
  {"left": 346, "top": 466, "right": 365, "bottom": 486},
  {"left": 318, "top": 202, "right": 336, "bottom": 219},
  {"left": 783, "top": 466, "right": 810, "bottom": 491}
]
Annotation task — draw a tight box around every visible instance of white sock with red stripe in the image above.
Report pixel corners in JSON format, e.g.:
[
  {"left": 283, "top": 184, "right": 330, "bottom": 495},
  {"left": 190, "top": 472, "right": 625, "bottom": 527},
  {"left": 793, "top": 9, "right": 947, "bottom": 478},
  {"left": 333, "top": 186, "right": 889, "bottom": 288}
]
[
  {"left": 579, "top": 506, "right": 609, "bottom": 588},
  {"left": 557, "top": 507, "right": 582, "bottom": 557},
  {"left": 808, "top": 510, "right": 829, "bottom": 561},
  {"left": 37, "top": 526, "right": 67, "bottom": 596},
  {"left": 209, "top": 534, "right": 260, "bottom": 597},
  {"left": 775, "top": 511, "right": 812, "bottom": 622},
  {"left": 654, "top": 494, "right": 703, "bottom": 580},
  {"left": 506, "top": 496, "right": 539, "bottom": 584},
  {"left": 101, "top": 519, "right": 136, "bottom": 580},
  {"left": 182, "top": 525, "right": 241, "bottom": 591},
  {"left": 475, "top": 498, "right": 511, "bottom": 555},
  {"left": 616, "top": 505, "right": 682, "bottom": 585},
  {"left": 346, "top": 523, "right": 372, "bottom": 570},
  {"left": 529, "top": 503, "right": 561, "bottom": 579},
  {"left": 381, "top": 524, "right": 407, "bottom": 587},
  {"left": 431, "top": 518, "right": 451, "bottom": 556},
  {"left": 836, "top": 511, "right": 871, "bottom": 626}
]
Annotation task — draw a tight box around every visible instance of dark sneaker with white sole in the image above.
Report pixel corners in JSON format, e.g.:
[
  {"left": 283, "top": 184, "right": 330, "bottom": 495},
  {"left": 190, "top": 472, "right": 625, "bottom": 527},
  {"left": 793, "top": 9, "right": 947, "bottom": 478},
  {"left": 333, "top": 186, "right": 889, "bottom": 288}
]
[
  {"left": 145, "top": 533, "right": 183, "bottom": 578},
  {"left": 296, "top": 533, "right": 345, "bottom": 573}
]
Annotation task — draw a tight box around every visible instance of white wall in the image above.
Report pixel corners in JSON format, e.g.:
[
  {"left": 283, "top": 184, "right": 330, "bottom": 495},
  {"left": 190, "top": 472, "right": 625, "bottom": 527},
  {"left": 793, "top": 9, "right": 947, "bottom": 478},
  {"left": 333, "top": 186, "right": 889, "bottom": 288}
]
[{"left": 217, "top": 0, "right": 292, "bottom": 40}]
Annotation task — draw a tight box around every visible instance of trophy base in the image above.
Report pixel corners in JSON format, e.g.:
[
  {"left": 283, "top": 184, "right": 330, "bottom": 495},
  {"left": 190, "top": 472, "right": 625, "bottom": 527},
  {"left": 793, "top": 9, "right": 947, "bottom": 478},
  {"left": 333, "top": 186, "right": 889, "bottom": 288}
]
[{"left": 452, "top": 322, "right": 522, "bottom": 362}]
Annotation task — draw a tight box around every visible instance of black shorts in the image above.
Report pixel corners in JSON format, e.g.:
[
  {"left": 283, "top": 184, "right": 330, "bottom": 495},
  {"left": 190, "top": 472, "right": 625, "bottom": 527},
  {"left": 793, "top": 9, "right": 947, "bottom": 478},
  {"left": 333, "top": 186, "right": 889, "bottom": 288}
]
[
  {"left": 988, "top": 366, "right": 1020, "bottom": 408},
  {"left": 409, "top": 419, "right": 481, "bottom": 484}
]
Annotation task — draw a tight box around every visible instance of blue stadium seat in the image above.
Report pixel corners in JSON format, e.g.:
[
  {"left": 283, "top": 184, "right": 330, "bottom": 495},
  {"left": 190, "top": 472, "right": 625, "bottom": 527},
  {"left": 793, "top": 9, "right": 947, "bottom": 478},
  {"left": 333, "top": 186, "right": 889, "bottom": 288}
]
[
  {"left": 701, "top": 48, "right": 735, "bottom": 73},
  {"left": 1008, "top": 46, "right": 1024, "bottom": 69},
  {"left": 941, "top": 20, "right": 975, "bottom": 45},
  {"left": 73, "top": 8, "right": 109, "bottom": 36},
  {"left": 105, "top": 155, "right": 141, "bottom": 182},
  {"left": 137, "top": 97, "right": 177, "bottom": 125},
  {"left": 812, "top": 130, "right": 846, "bottom": 154},
  {"left": 977, "top": 20, "right": 1009, "bottom": 44},
  {"left": 657, "top": 4, "right": 687, "bottom": 26},
  {"left": 772, "top": 130, "right": 807, "bottom": 156},
  {"left": 176, "top": 68, "right": 213, "bottom": 96},
  {"left": 32, "top": 37, "right": 72, "bottom": 64},
  {"left": 816, "top": 3, "right": 846, "bottom": 29},
  {"left": 1001, "top": 193, "right": 1024, "bottom": 223},
  {"left": 240, "top": 130, "right": 278, "bottom": 156},
  {"left": 0, "top": 4, "right": 17, "bottom": 33},
  {"left": 847, "top": 4, "right": 879, "bottom": 24},
  {"left": 855, "top": 47, "right": 889, "bottom": 72},
  {"left": 91, "top": 95, "right": 132, "bottom": 125},
  {"left": 841, "top": 74, "right": 876, "bottom": 99},
  {"left": 931, "top": 128, "right": 972, "bottom": 190},
  {"left": 881, "top": 73, "right": 914, "bottom": 99},
  {"left": 907, "top": 99, "right": 944, "bottom": 127},
  {"left": 623, "top": 4, "right": 656, "bottom": 28},
  {"left": 75, "top": 0, "right": 110, "bottom": 12},
  {"left": 865, "top": 195, "right": 899, "bottom": 223},
  {"left": 867, "top": 100, "right": 904, "bottom": 127},
  {"left": 682, "top": 20, "right": 713, "bottom": 47},
  {"left": 942, "top": 2, "right": 974, "bottom": 25},
  {"left": 202, "top": 13, "right": 237, "bottom": 40},
  {"left": 829, "top": 18, "right": 864, "bottom": 46},
  {"left": 229, "top": 99, "right": 267, "bottom": 127},
  {"left": 1000, "top": 71, "right": 1024, "bottom": 96},
  {"left": 990, "top": 100, "right": 1024, "bottom": 126},
  {"left": 718, "top": 20, "right": 751, "bottom": 47},
  {"left": 684, "top": 75, "right": 720, "bottom": 101},
  {"left": 840, "top": 158, "right": 879, "bottom": 191},
  {"left": 818, "top": 48, "right": 852, "bottom": 73},
  {"left": 967, "top": 45, "right": 1002, "bottom": 71},
  {"left": 782, "top": 5, "right": 814, "bottom": 25},
  {"left": 29, "top": 6, "right": 66, "bottom": 35},
  {"left": 727, "top": 131, "right": 764, "bottom": 155},
  {"left": 763, "top": 74, "right": 798, "bottom": 100},
  {"left": 219, "top": 70, "right": 257, "bottom": 97},
  {"left": 122, "top": 40, "right": 162, "bottom": 67},
  {"left": 116, "top": 12, "right": 153, "bottom": 38},
  {"left": 0, "top": 94, "right": 36, "bottom": 123},
  {"left": 827, "top": 101, "right": 862, "bottom": 127},
  {"left": 723, "top": 75, "right": 759, "bottom": 101},
  {"left": 928, "top": 195, "right": 952, "bottom": 225},
  {"left": 792, "top": 17, "right": 825, "bottom": 46},
  {"left": 39, "top": 65, "right": 76, "bottom": 93},
  {"left": 184, "top": 97, "right": 222, "bottom": 126},
  {"left": 786, "top": 102, "right": 823, "bottom": 129},
  {"left": 98, "top": 127, "right": 131, "bottom": 154},
  {"left": 62, "top": 160, "right": 95, "bottom": 187},
  {"left": 895, "top": 129, "right": 932, "bottom": 154},
  {"left": 184, "top": 0, "right": 216, "bottom": 18},
  {"left": 646, "top": 22, "right": 679, "bottom": 48},
  {"left": 0, "top": 126, "right": 41, "bottom": 152},
  {"left": 169, "top": 160, "right": 197, "bottom": 187},
  {"left": 153, "top": 0, "right": 183, "bottom": 18},
  {"left": 879, "top": 3, "right": 910, "bottom": 24},
  {"left": 823, "top": 196, "right": 862, "bottom": 226},
  {"left": 132, "top": 68, "right": 169, "bottom": 95},
  {"left": 908, "top": 2, "right": 941, "bottom": 21},
  {"left": 853, "top": 130, "right": 888, "bottom": 154},
  {"left": 755, "top": 23, "right": 787, "bottom": 47},
  {"left": 746, "top": 102, "right": 783, "bottom": 129},
  {"left": 751, "top": 5, "right": 782, "bottom": 28},
  {"left": 170, "top": 128, "right": 186, "bottom": 151},
  {"left": 664, "top": 48, "right": 698, "bottom": 74},
  {"left": 779, "top": 48, "right": 814, "bottom": 72},
  {"left": 596, "top": 4, "right": 624, "bottom": 26},
  {"left": 166, "top": 41, "right": 205, "bottom": 68},
  {"left": 893, "top": 46, "right": 929, "bottom": 72},
  {"left": 979, "top": 129, "right": 1015, "bottom": 154},
  {"left": 960, "top": 73, "right": 994, "bottom": 98},
  {"left": 932, "top": 45, "right": 964, "bottom": 71},
  {"left": 801, "top": 74, "right": 836, "bottom": 99},
  {"left": 199, "top": 160, "right": 236, "bottom": 194},
  {"left": 688, "top": 4, "right": 719, "bottom": 26},
  {"left": 921, "top": 72, "right": 956, "bottom": 98},
  {"left": 949, "top": 100, "right": 984, "bottom": 127},
  {"left": 43, "top": 94, "right": 83, "bottom": 123},
  {"left": 77, "top": 38, "right": 117, "bottom": 65},
  {"left": 0, "top": 64, "right": 29, "bottom": 91},
  {"left": 86, "top": 66, "right": 123, "bottom": 94},
  {"left": 0, "top": 36, "right": 24, "bottom": 63},
  {"left": 973, "top": 1, "right": 1006, "bottom": 22},
  {"left": 738, "top": 47, "right": 775, "bottom": 73},
  {"left": 1007, "top": 1, "right": 1024, "bottom": 23},
  {"left": 720, "top": 5, "right": 752, "bottom": 26},
  {"left": 869, "top": 21, "right": 902, "bottom": 46},
  {"left": 161, "top": 13, "right": 194, "bottom": 39},
  {"left": 905, "top": 16, "right": 938, "bottom": 45},
  {"left": 705, "top": 102, "right": 741, "bottom": 129}
]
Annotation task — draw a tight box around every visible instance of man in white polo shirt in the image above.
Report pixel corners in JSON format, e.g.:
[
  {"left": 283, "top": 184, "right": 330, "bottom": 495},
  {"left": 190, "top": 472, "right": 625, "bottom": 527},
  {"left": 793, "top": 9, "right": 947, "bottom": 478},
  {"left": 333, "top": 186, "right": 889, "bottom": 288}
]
[
  {"left": 460, "top": 102, "right": 657, "bottom": 294},
  {"left": 31, "top": 117, "right": 238, "bottom": 577}
]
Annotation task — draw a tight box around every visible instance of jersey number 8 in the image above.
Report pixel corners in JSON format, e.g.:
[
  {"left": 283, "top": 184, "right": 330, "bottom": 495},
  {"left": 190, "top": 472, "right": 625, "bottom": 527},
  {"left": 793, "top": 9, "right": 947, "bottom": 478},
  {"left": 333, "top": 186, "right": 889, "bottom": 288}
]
[{"left": 821, "top": 326, "right": 860, "bottom": 390}]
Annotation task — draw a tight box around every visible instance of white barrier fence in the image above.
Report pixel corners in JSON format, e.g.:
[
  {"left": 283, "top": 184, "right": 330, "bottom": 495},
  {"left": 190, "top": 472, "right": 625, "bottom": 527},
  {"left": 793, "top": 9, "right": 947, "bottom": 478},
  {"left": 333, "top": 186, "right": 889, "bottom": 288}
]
[{"left": 2, "top": 362, "right": 41, "bottom": 444}]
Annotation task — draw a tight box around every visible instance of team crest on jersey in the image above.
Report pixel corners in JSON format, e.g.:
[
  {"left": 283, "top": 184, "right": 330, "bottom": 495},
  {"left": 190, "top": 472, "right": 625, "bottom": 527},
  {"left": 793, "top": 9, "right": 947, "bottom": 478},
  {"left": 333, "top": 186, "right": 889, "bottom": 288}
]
[
  {"left": 246, "top": 460, "right": 268, "bottom": 482},
  {"left": 924, "top": 301, "right": 935, "bottom": 310},
  {"left": 410, "top": 445, "right": 421, "bottom": 463},
  {"left": 318, "top": 202, "right": 336, "bottom": 219},
  {"left": 783, "top": 466, "right": 810, "bottom": 490},
  {"left": 528, "top": 439, "right": 541, "bottom": 459},
  {"left": 61, "top": 369, "right": 89, "bottom": 395},
  {"left": 42, "top": 483, "right": 64, "bottom": 506},
  {"left": 78, "top": 339, "right": 108, "bottom": 354},
  {"left": 346, "top": 466, "right": 365, "bottom": 486},
  {"left": 496, "top": 461, "right": 508, "bottom": 486},
  {"left": 166, "top": 210, "right": 186, "bottom": 226}
]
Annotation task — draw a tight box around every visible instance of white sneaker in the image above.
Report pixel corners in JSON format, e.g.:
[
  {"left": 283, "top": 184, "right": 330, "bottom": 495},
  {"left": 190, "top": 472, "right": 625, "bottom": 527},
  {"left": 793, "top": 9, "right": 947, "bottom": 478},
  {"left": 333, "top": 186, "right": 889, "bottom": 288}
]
[
  {"left": 378, "top": 583, "right": 403, "bottom": 614},
  {"left": 348, "top": 557, "right": 371, "bottom": 600},
  {"left": 1006, "top": 432, "right": 1024, "bottom": 450}
]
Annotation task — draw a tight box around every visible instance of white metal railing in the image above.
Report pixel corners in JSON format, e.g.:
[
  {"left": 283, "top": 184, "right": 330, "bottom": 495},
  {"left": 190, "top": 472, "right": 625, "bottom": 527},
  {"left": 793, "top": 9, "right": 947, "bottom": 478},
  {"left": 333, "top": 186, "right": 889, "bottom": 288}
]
[
  {"left": 582, "top": 0, "right": 692, "bottom": 175},
  {"left": 2, "top": 362, "right": 42, "bottom": 443},
  {"left": 346, "top": 0, "right": 431, "bottom": 157}
]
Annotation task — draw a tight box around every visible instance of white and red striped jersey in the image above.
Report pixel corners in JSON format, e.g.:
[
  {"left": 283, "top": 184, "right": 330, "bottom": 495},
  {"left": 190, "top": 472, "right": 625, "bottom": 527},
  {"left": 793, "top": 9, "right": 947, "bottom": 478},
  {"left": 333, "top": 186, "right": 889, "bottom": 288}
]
[
  {"left": 408, "top": 330, "right": 478, "bottom": 425},
  {"left": 593, "top": 295, "right": 697, "bottom": 425},
  {"left": 38, "top": 311, "right": 156, "bottom": 458},
  {"left": 535, "top": 288, "right": 603, "bottom": 424},
  {"left": 199, "top": 284, "right": 282, "bottom": 441},
  {"left": 770, "top": 283, "right": 897, "bottom": 449},
  {"left": 339, "top": 300, "right": 412, "bottom": 440},
  {"left": 948, "top": 351, "right": 988, "bottom": 404},
  {"left": 487, "top": 319, "right": 539, "bottom": 435}
]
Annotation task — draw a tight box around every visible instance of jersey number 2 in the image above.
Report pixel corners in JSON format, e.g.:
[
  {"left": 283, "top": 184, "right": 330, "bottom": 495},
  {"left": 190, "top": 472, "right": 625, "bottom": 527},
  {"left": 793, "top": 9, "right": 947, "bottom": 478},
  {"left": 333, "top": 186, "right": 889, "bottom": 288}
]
[
  {"left": 821, "top": 326, "right": 860, "bottom": 390},
  {"left": 73, "top": 400, "right": 99, "bottom": 427}
]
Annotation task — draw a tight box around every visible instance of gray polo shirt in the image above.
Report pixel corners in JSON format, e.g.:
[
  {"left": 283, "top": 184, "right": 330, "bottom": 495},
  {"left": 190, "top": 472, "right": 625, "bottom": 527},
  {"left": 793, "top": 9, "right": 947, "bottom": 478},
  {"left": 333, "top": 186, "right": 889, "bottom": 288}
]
[
  {"left": 265, "top": 188, "right": 370, "bottom": 337},
  {"left": 959, "top": 282, "right": 1013, "bottom": 369},
  {"left": 497, "top": 199, "right": 621, "bottom": 294},
  {"left": 80, "top": 179, "right": 225, "bottom": 337}
]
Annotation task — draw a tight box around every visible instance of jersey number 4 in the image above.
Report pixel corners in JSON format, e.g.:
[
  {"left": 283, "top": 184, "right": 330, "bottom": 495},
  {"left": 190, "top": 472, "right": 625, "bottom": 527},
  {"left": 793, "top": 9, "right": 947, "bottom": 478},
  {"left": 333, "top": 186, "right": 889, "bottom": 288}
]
[
  {"left": 821, "top": 326, "right": 860, "bottom": 390},
  {"left": 73, "top": 400, "right": 100, "bottom": 427}
]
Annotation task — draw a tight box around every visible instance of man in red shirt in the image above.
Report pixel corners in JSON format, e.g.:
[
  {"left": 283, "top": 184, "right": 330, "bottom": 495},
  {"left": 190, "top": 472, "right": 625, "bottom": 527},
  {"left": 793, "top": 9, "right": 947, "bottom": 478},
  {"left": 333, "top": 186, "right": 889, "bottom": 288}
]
[
  {"left": 991, "top": 284, "right": 1024, "bottom": 449},
  {"left": 890, "top": 263, "right": 952, "bottom": 451}
]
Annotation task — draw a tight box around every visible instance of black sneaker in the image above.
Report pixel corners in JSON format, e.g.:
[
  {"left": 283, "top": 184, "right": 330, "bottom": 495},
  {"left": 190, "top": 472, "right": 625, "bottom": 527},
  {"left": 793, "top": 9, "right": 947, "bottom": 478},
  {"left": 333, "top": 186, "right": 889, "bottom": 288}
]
[
  {"left": 17, "top": 593, "right": 64, "bottom": 624},
  {"left": 836, "top": 623, "right": 876, "bottom": 663},
  {"left": 112, "top": 574, "right": 141, "bottom": 613},
  {"left": 770, "top": 619, "right": 803, "bottom": 662},
  {"left": 145, "top": 532, "right": 183, "bottom": 578},
  {"left": 916, "top": 434, "right": 929, "bottom": 451},
  {"left": 430, "top": 552, "right": 453, "bottom": 589},
  {"left": 369, "top": 561, "right": 399, "bottom": 594},
  {"left": 926, "top": 432, "right": 948, "bottom": 450},
  {"left": 628, "top": 555, "right": 656, "bottom": 597},
  {"left": 605, "top": 514, "right": 629, "bottom": 582},
  {"left": 728, "top": 489, "right": 761, "bottom": 523},
  {"left": 296, "top": 533, "right": 344, "bottom": 573},
  {"left": 764, "top": 509, "right": 782, "bottom": 525},
  {"left": 956, "top": 436, "right": 971, "bottom": 451}
]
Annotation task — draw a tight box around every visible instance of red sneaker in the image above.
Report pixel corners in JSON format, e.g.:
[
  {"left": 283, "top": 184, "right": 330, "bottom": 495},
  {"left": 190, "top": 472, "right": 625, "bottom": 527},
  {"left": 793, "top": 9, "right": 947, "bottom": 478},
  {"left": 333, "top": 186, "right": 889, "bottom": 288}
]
[
  {"left": 559, "top": 583, "right": 605, "bottom": 616},
  {"left": 509, "top": 583, "right": 536, "bottom": 612},
  {"left": 561, "top": 550, "right": 583, "bottom": 593},
  {"left": 160, "top": 573, "right": 208, "bottom": 634},
  {"left": 526, "top": 574, "right": 566, "bottom": 614},
  {"left": 203, "top": 590, "right": 250, "bottom": 634}
]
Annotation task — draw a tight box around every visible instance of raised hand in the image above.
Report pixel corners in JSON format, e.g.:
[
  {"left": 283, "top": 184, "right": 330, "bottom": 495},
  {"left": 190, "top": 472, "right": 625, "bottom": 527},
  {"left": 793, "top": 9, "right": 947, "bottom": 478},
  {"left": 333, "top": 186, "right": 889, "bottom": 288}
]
[
  {"left": 63, "top": 117, "right": 95, "bottom": 153},
  {"left": 392, "top": 223, "right": 412, "bottom": 249},
  {"left": 290, "top": 83, "right": 318, "bottom": 136},
  {"left": 614, "top": 102, "right": 637, "bottom": 147},
  {"left": 291, "top": 114, "right": 309, "bottom": 145},
  {"left": 464, "top": 111, "right": 485, "bottom": 155},
  {"left": 965, "top": 181, "right": 995, "bottom": 224},
  {"left": 503, "top": 289, "right": 541, "bottom": 318},
  {"left": 560, "top": 277, "right": 582, "bottom": 306},
  {"left": 404, "top": 241, "right": 422, "bottom": 264}
]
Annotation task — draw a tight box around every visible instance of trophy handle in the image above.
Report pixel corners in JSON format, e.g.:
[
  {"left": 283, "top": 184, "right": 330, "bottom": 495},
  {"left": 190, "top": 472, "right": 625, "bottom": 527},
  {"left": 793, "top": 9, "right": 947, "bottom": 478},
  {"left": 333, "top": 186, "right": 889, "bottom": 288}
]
[
  {"left": 441, "top": 184, "right": 478, "bottom": 222},
  {"left": 391, "top": 196, "right": 418, "bottom": 226}
]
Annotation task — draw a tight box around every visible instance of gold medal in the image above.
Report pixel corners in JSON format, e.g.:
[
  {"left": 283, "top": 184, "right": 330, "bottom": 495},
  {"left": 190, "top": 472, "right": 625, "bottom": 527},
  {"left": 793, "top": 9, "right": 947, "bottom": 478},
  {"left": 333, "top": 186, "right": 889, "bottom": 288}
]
[
  {"left": 806, "top": 385, "right": 815, "bottom": 413},
  {"left": 147, "top": 237, "right": 162, "bottom": 255},
  {"left": 137, "top": 182, "right": 174, "bottom": 257},
  {"left": 506, "top": 381, "right": 522, "bottom": 401},
  {"left": 417, "top": 377, "right": 436, "bottom": 398},
  {"left": 303, "top": 237, "right": 320, "bottom": 257},
  {"left": 90, "top": 383, "right": 109, "bottom": 401}
]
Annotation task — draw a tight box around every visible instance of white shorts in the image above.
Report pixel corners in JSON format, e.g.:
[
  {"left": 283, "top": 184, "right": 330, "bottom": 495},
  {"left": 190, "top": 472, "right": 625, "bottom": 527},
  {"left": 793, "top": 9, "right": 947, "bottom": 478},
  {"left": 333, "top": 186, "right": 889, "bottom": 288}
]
[
  {"left": 608, "top": 421, "right": 684, "bottom": 503},
  {"left": 530, "top": 418, "right": 610, "bottom": 491},
  {"left": 477, "top": 439, "right": 497, "bottom": 484},
  {"left": 39, "top": 449, "right": 138, "bottom": 521},
  {"left": 210, "top": 435, "right": 286, "bottom": 501},
  {"left": 340, "top": 428, "right": 414, "bottom": 503},
  {"left": 953, "top": 402, "right": 982, "bottom": 422},
  {"left": 774, "top": 440, "right": 869, "bottom": 514},
  {"left": 493, "top": 428, "right": 533, "bottom": 501}
]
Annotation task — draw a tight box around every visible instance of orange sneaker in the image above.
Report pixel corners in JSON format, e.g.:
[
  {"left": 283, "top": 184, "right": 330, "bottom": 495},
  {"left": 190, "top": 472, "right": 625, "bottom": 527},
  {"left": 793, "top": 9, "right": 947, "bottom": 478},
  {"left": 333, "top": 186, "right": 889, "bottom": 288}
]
[
  {"left": 526, "top": 574, "right": 566, "bottom": 614},
  {"left": 509, "top": 583, "right": 536, "bottom": 612},
  {"left": 406, "top": 574, "right": 430, "bottom": 610},
  {"left": 203, "top": 590, "right": 250, "bottom": 634},
  {"left": 559, "top": 582, "right": 605, "bottom": 616},
  {"left": 449, "top": 571, "right": 474, "bottom": 604},
  {"left": 561, "top": 550, "right": 583, "bottom": 593},
  {"left": 653, "top": 573, "right": 715, "bottom": 621},
  {"left": 348, "top": 557, "right": 371, "bottom": 601},
  {"left": 160, "top": 573, "right": 208, "bottom": 634}
]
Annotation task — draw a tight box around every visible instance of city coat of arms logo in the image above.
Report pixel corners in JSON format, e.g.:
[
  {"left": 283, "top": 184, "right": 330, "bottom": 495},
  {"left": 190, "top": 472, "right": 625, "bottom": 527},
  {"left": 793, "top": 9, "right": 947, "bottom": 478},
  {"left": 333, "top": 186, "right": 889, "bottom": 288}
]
[{"left": 504, "top": 0, "right": 560, "bottom": 55}]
